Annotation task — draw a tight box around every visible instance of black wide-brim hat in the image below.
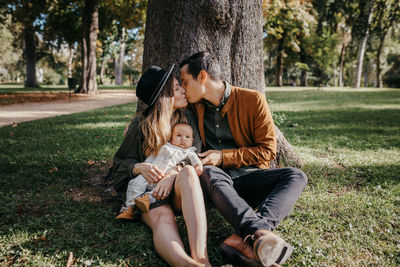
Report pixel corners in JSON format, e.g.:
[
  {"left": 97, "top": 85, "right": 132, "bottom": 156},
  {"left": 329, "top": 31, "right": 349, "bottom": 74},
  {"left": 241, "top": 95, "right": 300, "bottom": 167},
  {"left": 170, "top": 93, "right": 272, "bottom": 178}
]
[{"left": 136, "top": 64, "right": 175, "bottom": 109}]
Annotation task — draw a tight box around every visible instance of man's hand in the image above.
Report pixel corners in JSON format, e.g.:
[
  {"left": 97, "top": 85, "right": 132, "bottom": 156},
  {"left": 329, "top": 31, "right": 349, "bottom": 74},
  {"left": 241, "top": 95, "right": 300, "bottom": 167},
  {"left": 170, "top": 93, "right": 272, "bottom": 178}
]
[
  {"left": 198, "top": 150, "right": 222, "bottom": 166},
  {"left": 194, "top": 163, "right": 203, "bottom": 176}
]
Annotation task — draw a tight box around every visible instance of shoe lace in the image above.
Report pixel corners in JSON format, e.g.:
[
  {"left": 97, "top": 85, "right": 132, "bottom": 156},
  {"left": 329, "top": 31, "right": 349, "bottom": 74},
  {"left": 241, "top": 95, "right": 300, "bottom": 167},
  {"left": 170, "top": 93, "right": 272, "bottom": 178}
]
[{"left": 243, "top": 234, "right": 256, "bottom": 249}]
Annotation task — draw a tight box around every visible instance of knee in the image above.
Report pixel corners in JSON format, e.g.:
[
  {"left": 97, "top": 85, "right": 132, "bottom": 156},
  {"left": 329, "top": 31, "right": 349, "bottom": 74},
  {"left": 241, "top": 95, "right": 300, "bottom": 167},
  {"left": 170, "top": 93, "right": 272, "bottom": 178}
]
[
  {"left": 175, "top": 165, "right": 200, "bottom": 189},
  {"left": 200, "top": 165, "right": 232, "bottom": 187},
  {"left": 149, "top": 206, "right": 176, "bottom": 226},
  {"left": 287, "top": 167, "right": 308, "bottom": 188}
]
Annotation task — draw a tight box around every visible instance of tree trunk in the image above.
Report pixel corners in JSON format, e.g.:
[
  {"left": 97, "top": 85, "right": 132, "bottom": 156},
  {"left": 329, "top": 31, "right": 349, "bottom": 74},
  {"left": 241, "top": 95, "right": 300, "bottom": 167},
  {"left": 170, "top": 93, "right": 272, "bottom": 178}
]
[
  {"left": 353, "top": 0, "right": 375, "bottom": 88},
  {"left": 299, "top": 43, "right": 307, "bottom": 87},
  {"left": 24, "top": 23, "right": 38, "bottom": 87},
  {"left": 79, "top": 0, "right": 98, "bottom": 94},
  {"left": 99, "top": 55, "right": 107, "bottom": 85},
  {"left": 376, "top": 36, "right": 385, "bottom": 88},
  {"left": 115, "top": 27, "right": 126, "bottom": 85},
  {"left": 143, "top": 0, "right": 301, "bottom": 168},
  {"left": 364, "top": 60, "right": 369, "bottom": 87},
  {"left": 275, "top": 38, "right": 284, "bottom": 87},
  {"left": 300, "top": 70, "right": 307, "bottom": 87},
  {"left": 68, "top": 45, "right": 76, "bottom": 78},
  {"left": 339, "top": 43, "right": 346, "bottom": 87}
]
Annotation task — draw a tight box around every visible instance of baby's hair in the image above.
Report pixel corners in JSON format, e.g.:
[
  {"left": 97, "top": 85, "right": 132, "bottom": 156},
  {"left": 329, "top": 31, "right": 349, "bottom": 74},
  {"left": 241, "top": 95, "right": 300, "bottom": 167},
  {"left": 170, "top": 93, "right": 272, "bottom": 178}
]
[{"left": 172, "top": 122, "right": 193, "bottom": 131}]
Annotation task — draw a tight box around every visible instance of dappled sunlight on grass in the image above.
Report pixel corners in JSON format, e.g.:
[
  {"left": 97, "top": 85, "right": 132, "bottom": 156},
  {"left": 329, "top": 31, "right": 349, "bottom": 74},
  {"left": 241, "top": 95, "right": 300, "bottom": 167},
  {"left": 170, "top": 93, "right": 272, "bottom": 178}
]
[{"left": 71, "top": 122, "right": 127, "bottom": 130}]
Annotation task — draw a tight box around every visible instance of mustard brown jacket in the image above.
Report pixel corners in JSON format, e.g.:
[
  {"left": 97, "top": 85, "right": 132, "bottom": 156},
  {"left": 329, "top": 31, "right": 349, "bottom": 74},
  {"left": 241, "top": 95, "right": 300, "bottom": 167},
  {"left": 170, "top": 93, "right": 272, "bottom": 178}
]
[{"left": 192, "top": 85, "right": 276, "bottom": 169}]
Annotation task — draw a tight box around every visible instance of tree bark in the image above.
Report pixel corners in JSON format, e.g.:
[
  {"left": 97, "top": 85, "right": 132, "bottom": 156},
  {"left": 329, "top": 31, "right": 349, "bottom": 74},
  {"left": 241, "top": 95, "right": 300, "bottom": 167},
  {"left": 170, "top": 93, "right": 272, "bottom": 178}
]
[
  {"left": 353, "top": 0, "right": 375, "bottom": 88},
  {"left": 115, "top": 27, "right": 126, "bottom": 85},
  {"left": 339, "top": 43, "right": 346, "bottom": 87},
  {"left": 364, "top": 60, "right": 369, "bottom": 87},
  {"left": 275, "top": 38, "right": 284, "bottom": 87},
  {"left": 376, "top": 36, "right": 385, "bottom": 88},
  {"left": 68, "top": 45, "right": 76, "bottom": 78},
  {"left": 79, "top": 0, "right": 98, "bottom": 94},
  {"left": 24, "top": 23, "right": 38, "bottom": 87},
  {"left": 143, "top": 0, "right": 301, "bottom": 168}
]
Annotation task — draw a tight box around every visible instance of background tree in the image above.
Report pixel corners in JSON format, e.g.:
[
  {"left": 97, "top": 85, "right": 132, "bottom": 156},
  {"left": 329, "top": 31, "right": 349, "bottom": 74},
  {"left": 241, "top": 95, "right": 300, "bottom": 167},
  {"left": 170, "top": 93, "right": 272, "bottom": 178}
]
[
  {"left": 100, "top": 0, "right": 146, "bottom": 85},
  {"left": 352, "top": 0, "right": 375, "bottom": 88},
  {"left": 371, "top": 0, "right": 400, "bottom": 88},
  {"left": 143, "top": 0, "right": 301, "bottom": 167},
  {"left": 263, "top": 0, "right": 315, "bottom": 86},
  {"left": 0, "top": 13, "right": 23, "bottom": 82},
  {"left": 4, "top": 0, "right": 52, "bottom": 87},
  {"left": 79, "top": 0, "right": 99, "bottom": 94}
]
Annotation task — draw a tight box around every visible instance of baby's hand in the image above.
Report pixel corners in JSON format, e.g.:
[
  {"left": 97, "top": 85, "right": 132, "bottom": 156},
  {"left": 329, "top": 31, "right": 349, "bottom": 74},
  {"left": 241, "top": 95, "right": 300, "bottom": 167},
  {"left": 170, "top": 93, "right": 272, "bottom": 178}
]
[{"left": 194, "top": 163, "right": 203, "bottom": 176}]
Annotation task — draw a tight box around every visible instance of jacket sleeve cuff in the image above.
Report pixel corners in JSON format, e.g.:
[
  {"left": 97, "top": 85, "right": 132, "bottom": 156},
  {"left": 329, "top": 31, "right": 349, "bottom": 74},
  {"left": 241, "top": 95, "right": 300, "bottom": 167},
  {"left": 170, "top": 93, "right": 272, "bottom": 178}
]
[{"left": 221, "top": 149, "right": 238, "bottom": 169}]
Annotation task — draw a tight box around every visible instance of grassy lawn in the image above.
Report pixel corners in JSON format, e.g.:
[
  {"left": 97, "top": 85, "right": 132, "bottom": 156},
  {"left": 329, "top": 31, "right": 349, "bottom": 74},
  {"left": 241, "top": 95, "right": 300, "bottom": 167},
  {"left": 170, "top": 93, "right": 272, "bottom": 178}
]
[{"left": 1, "top": 88, "right": 399, "bottom": 266}]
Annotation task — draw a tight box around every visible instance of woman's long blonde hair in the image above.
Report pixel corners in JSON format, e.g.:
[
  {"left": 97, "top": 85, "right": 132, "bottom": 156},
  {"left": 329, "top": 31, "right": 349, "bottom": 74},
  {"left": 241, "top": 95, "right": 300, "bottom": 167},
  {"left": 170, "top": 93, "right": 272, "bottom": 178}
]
[{"left": 139, "top": 76, "right": 186, "bottom": 157}]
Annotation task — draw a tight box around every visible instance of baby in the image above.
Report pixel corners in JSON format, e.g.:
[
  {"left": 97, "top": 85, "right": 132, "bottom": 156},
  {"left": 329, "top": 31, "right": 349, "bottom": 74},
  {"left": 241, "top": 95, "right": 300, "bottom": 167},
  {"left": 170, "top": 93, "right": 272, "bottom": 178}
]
[{"left": 117, "top": 123, "right": 203, "bottom": 219}]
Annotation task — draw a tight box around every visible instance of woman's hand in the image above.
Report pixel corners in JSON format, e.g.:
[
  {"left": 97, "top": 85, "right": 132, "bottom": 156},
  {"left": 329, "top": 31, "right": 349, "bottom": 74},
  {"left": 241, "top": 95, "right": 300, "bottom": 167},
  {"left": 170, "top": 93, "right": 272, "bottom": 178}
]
[
  {"left": 133, "top": 163, "right": 165, "bottom": 183},
  {"left": 152, "top": 170, "right": 177, "bottom": 200}
]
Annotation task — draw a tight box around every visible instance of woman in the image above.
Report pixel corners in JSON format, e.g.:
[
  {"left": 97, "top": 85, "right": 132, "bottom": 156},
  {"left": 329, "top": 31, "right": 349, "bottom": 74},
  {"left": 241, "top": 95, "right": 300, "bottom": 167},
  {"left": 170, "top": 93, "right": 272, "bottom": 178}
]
[{"left": 109, "top": 64, "right": 210, "bottom": 267}]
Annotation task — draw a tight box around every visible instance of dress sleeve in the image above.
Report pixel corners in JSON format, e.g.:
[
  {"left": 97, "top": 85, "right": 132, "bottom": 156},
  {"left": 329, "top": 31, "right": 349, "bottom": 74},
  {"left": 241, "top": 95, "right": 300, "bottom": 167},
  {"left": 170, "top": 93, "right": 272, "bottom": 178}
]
[{"left": 109, "top": 116, "right": 146, "bottom": 193}]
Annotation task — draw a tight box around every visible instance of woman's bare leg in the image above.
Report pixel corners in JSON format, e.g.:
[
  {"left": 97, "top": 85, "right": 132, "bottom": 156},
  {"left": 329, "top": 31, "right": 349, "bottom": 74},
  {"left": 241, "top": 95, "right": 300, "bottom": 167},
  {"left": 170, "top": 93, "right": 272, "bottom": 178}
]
[
  {"left": 141, "top": 204, "right": 202, "bottom": 266},
  {"left": 172, "top": 166, "right": 210, "bottom": 265}
]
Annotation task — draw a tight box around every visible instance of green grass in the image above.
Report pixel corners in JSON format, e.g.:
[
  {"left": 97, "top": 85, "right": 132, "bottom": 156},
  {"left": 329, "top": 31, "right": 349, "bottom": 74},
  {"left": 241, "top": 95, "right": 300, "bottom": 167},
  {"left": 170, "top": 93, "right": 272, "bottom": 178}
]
[
  {"left": 1, "top": 88, "right": 399, "bottom": 266},
  {"left": 0, "top": 84, "right": 134, "bottom": 94}
]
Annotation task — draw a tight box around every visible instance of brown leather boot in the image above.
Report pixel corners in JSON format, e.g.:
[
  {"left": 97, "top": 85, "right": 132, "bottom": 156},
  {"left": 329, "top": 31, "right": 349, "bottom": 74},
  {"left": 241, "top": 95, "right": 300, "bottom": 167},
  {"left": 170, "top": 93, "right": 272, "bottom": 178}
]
[
  {"left": 134, "top": 194, "right": 151, "bottom": 213},
  {"left": 115, "top": 206, "right": 135, "bottom": 220},
  {"left": 219, "top": 234, "right": 262, "bottom": 267},
  {"left": 252, "top": 230, "right": 293, "bottom": 266}
]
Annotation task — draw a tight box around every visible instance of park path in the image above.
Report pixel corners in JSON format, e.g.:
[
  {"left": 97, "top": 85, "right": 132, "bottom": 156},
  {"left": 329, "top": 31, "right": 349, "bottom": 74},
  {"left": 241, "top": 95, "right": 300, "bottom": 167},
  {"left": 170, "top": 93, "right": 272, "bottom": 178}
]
[{"left": 0, "top": 90, "right": 137, "bottom": 127}]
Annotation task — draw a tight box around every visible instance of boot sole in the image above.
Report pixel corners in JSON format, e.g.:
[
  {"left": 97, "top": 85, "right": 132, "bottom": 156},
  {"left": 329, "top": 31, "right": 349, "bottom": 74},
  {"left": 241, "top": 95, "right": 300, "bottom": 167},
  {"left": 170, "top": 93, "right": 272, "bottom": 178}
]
[{"left": 254, "top": 239, "right": 293, "bottom": 266}]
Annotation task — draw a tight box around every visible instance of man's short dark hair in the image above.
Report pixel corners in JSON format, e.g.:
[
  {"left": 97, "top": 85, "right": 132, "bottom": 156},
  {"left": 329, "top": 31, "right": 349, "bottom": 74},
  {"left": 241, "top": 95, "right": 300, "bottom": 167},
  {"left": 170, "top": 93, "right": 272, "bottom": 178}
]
[{"left": 179, "top": 51, "right": 222, "bottom": 80}]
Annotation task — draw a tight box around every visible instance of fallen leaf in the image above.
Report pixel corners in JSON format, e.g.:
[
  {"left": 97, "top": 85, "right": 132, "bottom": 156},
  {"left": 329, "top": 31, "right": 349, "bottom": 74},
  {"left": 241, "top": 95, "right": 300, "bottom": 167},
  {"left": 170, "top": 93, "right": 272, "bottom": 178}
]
[
  {"left": 9, "top": 131, "right": 13, "bottom": 136},
  {"left": 17, "top": 205, "right": 23, "bottom": 213},
  {"left": 36, "top": 236, "right": 47, "bottom": 241},
  {"left": 87, "top": 160, "right": 95, "bottom": 166},
  {"left": 48, "top": 167, "right": 58, "bottom": 173},
  {"left": 95, "top": 136, "right": 100, "bottom": 139},
  {"left": 124, "top": 115, "right": 130, "bottom": 118},
  {"left": 67, "top": 252, "right": 74, "bottom": 267}
]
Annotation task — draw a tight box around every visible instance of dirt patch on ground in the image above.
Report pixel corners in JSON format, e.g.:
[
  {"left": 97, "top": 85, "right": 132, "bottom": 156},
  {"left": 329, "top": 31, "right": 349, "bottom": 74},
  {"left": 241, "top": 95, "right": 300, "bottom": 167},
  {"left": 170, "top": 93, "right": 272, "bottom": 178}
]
[
  {"left": 0, "top": 92, "right": 82, "bottom": 105},
  {"left": 65, "top": 161, "right": 120, "bottom": 210}
]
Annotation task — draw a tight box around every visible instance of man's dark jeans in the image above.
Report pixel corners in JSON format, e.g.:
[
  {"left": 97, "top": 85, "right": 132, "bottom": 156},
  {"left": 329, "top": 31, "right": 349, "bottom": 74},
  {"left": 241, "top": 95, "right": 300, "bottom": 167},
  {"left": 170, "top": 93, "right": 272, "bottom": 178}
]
[{"left": 200, "top": 166, "right": 308, "bottom": 238}]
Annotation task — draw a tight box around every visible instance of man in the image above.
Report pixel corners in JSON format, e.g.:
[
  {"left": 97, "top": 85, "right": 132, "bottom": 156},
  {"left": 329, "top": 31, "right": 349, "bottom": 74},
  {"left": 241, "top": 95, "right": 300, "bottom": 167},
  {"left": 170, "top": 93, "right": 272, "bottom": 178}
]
[{"left": 179, "top": 51, "right": 308, "bottom": 267}]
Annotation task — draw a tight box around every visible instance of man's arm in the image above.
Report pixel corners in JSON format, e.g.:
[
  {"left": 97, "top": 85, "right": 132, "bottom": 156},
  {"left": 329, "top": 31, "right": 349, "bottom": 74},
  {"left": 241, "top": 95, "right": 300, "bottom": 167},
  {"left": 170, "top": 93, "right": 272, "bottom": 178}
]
[{"left": 221, "top": 92, "right": 276, "bottom": 169}]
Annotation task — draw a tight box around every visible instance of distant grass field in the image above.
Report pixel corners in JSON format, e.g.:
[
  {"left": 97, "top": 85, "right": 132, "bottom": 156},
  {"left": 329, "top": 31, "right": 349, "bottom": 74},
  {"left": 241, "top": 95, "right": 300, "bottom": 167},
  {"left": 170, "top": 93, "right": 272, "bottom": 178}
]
[
  {"left": 0, "top": 88, "right": 399, "bottom": 266},
  {"left": 0, "top": 84, "right": 135, "bottom": 94}
]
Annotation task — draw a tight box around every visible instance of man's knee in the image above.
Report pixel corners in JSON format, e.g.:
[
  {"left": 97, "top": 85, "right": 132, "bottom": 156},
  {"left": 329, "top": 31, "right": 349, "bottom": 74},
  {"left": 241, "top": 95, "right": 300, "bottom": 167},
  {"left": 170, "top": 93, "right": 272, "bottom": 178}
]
[
  {"left": 287, "top": 167, "right": 308, "bottom": 188},
  {"left": 200, "top": 165, "right": 233, "bottom": 193},
  {"left": 200, "top": 165, "right": 232, "bottom": 187}
]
